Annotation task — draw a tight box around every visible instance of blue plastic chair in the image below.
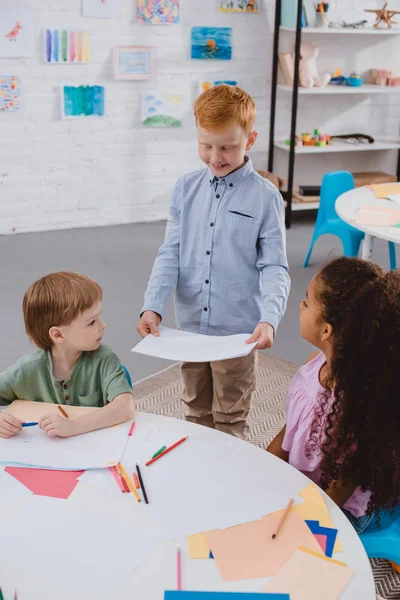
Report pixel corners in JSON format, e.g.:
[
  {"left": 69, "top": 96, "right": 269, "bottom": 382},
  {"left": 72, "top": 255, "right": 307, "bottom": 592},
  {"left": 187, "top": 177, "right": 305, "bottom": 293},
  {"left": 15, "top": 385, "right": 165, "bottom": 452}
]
[
  {"left": 121, "top": 364, "right": 133, "bottom": 389},
  {"left": 303, "top": 171, "right": 397, "bottom": 270},
  {"left": 360, "top": 505, "right": 400, "bottom": 566}
]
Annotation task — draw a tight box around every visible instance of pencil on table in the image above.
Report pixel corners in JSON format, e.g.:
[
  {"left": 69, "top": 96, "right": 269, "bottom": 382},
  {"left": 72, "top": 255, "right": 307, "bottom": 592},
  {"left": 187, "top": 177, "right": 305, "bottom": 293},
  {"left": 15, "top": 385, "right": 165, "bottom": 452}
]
[
  {"left": 133, "top": 472, "right": 140, "bottom": 489},
  {"left": 272, "top": 498, "right": 294, "bottom": 539},
  {"left": 118, "top": 463, "right": 141, "bottom": 503},
  {"left": 0, "top": 587, "right": 4, "bottom": 600},
  {"left": 145, "top": 436, "right": 189, "bottom": 467},
  {"left": 58, "top": 405, "right": 69, "bottom": 418},
  {"left": 136, "top": 463, "right": 149, "bottom": 504},
  {"left": 176, "top": 547, "right": 182, "bottom": 591},
  {"left": 128, "top": 421, "right": 136, "bottom": 436},
  {"left": 110, "top": 466, "right": 125, "bottom": 493},
  {"left": 120, "top": 475, "right": 130, "bottom": 493}
]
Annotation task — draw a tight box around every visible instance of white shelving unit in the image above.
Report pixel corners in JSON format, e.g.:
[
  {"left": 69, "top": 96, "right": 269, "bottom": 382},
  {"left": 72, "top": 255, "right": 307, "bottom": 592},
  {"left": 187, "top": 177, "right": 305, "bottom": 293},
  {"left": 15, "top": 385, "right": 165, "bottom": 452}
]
[{"left": 268, "top": 10, "right": 400, "bottom": 225}]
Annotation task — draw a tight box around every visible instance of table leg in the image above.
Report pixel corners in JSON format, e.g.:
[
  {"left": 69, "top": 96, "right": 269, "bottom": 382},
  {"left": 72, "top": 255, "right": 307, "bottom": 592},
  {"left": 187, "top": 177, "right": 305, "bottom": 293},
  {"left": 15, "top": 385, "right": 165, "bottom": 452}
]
[{"left": 361, "top": 234, "right": 374, "bottom": 261}]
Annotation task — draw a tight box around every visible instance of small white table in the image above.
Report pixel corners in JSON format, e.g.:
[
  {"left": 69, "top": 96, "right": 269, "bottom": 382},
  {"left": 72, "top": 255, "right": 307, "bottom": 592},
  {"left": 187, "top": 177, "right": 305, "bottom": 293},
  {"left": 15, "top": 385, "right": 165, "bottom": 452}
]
[
  {"left": 0, "top": 412, "right": 376, "bottom": 600},
  {"left": 336, "top": 186, "right": 400, "bottom": 260}
]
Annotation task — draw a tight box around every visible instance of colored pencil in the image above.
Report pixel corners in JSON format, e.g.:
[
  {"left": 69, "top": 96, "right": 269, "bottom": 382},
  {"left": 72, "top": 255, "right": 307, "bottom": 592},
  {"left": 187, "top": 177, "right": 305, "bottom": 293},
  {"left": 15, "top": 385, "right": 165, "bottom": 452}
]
[
  {"left": 58, "top": 405, "right": 69, "bottom": 418},
  {"left": 176, "top": 547, "right": 182, "bottom": 591},
  {"left": 272, "top": 498, "right": 294, "bottom": 539},
  {"left": 120, "top": 475, "right": 130, "bottom": 493},
  {"left": 136, "top": 463, "right": 149, "bottom": 504},
  {"left": 0, "top": 587, "right": 4, "bottom": 600},
  {"left": 22, "top": 421, "right": 38, "bottom": 427},
  {"left": 152, "top": 445, "right": 166, "bottom": 458},
  {"left": 133, "top": 472, "right": 140, "bottom": 489},
  {"left": 128, "top": 421, "right": 136, "bottom": 436},
  {"left": 145, "top": 436, "right": 189, "bottom": 467},
  {"left": 118, "top": 462, "right": 141, "bottom": 502},
  {"left": 110, "top": 466, "right": 125, "bottom": 493}
]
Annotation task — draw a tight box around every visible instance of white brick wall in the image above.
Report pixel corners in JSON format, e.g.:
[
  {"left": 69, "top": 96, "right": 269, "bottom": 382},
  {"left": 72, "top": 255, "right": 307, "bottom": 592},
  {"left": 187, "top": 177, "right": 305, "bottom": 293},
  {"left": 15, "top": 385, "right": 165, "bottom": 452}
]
[{"left": 0, "top": 0, "right": 399, "bottom": 234}]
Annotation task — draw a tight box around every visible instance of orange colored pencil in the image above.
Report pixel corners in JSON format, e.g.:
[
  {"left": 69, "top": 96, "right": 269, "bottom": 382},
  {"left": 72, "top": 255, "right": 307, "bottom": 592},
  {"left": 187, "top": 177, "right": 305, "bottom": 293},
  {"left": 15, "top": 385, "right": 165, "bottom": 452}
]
[
  {"left": 133, "top": 472, "right": 140, "bottom": 489},
  {"left": 120, "top": 475, "right": 130, "bottom": 493},
  {"left": 58, "top": 405, "right": 69, "bottom": 418},
  {"left": 118, "top": 463, "right": 141, "bottom": 503},
  {"left": 272, "top": 498, "right": 294, "bottom": 539}
]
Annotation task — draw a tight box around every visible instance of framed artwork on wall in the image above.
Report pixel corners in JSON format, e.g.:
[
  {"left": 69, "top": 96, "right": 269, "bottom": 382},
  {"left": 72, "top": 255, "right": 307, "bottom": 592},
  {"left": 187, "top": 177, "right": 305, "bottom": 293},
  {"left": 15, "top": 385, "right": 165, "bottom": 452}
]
[{"left": 113, "top": 46, "right": 156, "bottom": 80}]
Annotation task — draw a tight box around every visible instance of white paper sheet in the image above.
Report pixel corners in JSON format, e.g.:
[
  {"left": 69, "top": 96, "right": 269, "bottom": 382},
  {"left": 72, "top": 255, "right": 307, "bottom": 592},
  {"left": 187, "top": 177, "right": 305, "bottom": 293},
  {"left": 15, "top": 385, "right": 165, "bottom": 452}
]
[
  {"left": 0, "top": 421, "right": 132, "bottom": 470},
  {"left": 0, "top": 466, "right": 33, "bottom": 497},
  {"left": 387, "top": 194, "right": 400, "bottom": 205},
  {"left": 131, "top": 326, "right": 257, "bottom": 363}
]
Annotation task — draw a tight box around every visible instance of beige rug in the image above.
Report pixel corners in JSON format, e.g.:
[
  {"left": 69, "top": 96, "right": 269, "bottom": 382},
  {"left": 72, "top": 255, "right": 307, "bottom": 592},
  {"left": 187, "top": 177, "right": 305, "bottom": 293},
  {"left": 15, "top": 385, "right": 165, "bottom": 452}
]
[{"left": 134, "top": 352, "right": 400, "bottom": 599}]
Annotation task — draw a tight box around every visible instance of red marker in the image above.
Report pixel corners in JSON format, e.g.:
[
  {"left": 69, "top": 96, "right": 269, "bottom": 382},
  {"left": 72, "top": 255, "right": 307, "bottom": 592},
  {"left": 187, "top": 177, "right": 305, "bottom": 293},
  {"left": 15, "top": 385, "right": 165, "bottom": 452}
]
[{"left": 145, "top": 436, "right": 189, "bottom": 466}]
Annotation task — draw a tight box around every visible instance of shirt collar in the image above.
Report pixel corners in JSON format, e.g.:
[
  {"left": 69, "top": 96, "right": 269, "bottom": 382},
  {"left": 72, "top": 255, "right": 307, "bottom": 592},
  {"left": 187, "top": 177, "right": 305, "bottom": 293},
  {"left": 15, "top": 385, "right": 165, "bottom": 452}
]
[{"left": 207, "top": 155, "right": 253, "bottom": 189}]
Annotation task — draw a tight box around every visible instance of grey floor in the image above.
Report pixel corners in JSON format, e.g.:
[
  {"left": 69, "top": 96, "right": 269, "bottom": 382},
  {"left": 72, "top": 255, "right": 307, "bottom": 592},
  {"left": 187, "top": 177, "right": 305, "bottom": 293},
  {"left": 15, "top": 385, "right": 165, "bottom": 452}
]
[{"left": 0, "top": 213, "right": 394, "bottom": 381}]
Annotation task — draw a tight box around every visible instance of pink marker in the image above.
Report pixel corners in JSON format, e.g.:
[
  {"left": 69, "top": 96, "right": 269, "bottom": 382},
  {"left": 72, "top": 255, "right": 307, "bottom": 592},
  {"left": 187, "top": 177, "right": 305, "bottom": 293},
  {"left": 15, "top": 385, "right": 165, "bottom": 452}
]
[
  {"left": 176, "top": 547, "right": 182, "bottom": 590},
  {"left": 128, "top": 421, "right": 136, "bottom": 437}
]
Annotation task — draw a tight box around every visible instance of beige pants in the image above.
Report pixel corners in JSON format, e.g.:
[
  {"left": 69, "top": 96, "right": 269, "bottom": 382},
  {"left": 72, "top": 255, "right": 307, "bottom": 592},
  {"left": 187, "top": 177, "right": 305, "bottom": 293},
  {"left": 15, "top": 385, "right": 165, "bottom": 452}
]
[{"left": 181, "top": 351, "right": 257, "bottom": 440}]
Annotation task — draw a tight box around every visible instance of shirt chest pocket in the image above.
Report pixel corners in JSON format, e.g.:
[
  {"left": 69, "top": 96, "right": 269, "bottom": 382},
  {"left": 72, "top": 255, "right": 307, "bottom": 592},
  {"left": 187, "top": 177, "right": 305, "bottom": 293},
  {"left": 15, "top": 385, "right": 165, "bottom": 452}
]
[{"left": 77, "top": 390, "right": 101, "bottom": 407}]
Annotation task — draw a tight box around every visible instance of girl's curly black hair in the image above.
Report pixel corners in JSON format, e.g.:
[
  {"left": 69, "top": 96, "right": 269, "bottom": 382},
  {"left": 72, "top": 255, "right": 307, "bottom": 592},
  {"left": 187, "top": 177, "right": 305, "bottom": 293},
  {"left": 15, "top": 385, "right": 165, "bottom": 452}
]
[{"left": 305, "top": 256, "right": 400, "bottom": 514}]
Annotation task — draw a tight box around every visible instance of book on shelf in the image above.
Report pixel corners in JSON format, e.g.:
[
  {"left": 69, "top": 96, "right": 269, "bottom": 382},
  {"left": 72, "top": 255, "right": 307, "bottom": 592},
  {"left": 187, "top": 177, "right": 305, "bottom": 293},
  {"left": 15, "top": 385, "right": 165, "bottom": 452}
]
[
  {"left": 298, "top": 185, "right": 321, "bottom": 196},
  {"left": 278, "top": 53, "right": 294, "bottom": 86}
]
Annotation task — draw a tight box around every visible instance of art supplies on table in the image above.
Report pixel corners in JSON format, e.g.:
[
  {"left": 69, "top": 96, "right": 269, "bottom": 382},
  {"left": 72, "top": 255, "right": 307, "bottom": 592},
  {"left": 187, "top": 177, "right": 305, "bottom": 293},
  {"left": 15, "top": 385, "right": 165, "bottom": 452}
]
[
  {"left": 353, "top": 205, "right": 400, "bottom": 227},
  {"left": 146, "top": 436, "right": 189, "bottom": 466},
  {"left": 131, "top": 326, "right": 257, "bottom": 363},
  {"left": 136, "top": 463, "right": 149, "bottom": 503},
  {"left": 263, "top": 547, "right": 354, "bottom": 599},
  {"left": 176, "top": 547, "right": 182, "bottom": 591},
  {"left": 4, "top": 467, "right": 83, "bottom": 499},
  {"left": 272, "top": 498, "right": 294, "bottom": 539},
  {"left": 21, "top": 422, "right": 38, "bottom": 427},
  {"left": 305, "top": 520, "right": 338, "bottom": 558},
  {"left": 118, "top": 462, "right": 141, "bottom": 502}
]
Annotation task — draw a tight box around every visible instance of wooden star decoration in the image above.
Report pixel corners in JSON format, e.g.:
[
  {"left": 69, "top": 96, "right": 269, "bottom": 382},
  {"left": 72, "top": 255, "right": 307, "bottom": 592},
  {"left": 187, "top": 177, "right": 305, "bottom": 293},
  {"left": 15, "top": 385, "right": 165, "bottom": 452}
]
[{"left": 365, "top": 2, "right": 400, "bottom": 28}]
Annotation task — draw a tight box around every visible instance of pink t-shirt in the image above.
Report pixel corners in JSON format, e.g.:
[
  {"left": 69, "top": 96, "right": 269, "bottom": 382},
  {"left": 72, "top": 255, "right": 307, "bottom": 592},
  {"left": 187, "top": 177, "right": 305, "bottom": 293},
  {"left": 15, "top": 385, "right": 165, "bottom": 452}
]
[{"left": 282, "top": 351, "right": 371, "bottom": 517}]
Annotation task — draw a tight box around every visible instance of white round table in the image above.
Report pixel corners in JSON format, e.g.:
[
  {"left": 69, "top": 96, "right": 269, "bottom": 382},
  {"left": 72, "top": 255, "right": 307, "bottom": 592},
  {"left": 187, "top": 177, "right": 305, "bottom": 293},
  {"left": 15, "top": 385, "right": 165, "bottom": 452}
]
[
  {"left": 336, "top": 186, "right": 400, "bottom": 260},
  {"left": 0, "top": 412, "right": 376, "bottom": 599}
]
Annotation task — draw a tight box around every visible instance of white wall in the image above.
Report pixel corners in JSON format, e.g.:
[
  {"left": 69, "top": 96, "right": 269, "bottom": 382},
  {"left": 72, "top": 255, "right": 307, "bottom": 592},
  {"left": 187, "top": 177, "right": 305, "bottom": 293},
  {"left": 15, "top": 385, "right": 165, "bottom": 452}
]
[{"left": 0, "top": 0, "right": 399, "bottom": 234}]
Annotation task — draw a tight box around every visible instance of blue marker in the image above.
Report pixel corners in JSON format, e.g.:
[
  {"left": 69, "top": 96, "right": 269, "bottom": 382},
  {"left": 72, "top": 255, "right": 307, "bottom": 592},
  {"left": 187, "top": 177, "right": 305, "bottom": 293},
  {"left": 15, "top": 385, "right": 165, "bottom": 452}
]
[{"left": 22, "top": 422, "right": 38, "bottom": 427}]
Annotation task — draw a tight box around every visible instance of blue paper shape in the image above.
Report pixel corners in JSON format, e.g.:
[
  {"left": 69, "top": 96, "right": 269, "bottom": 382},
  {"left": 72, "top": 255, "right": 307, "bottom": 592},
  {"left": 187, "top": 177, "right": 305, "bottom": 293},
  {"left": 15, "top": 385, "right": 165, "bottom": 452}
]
[
  {"left": 305, "top": 519, "right": 338, "bottom": 558},
  {"left": 165, "top": 593, "right": 290, "bottom": 599},
  {"left": 209, "top": 550, "right": 214, "bottom": 559}
]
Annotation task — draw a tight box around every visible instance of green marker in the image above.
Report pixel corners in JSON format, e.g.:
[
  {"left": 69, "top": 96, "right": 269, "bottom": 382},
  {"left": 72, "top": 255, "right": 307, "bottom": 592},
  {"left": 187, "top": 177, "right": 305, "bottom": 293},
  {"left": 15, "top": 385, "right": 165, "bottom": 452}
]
[
  {"left": 152, "top": 445, "right": 167, "bottom": 459},
  {"left": 0, "top": 587, "right": 4, "bottom": 600}
]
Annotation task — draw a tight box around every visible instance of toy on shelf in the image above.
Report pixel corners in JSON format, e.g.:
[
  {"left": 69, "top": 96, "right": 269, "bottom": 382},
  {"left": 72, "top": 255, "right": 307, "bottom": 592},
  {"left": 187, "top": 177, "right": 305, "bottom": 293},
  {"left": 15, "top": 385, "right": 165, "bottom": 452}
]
[
  {"left": 285, "top": 129, "right": 331, "bottom": 148},
  {"left": 346, "top": 72, "right": 363, "bottom": 86},
  {"left": 299, "top": 42, "right": 331, "bottom": 88},
  {"left": 330, "top": 68, "right": 346, "bottom": 85},
  {"left": 364, "top": 2, "right": 400, "bottom": 28},
  {"left": 315, "top": 2, "right": 329, "bottom": 28},
  {"left": 370, "top": 68, "right": 400, "bottom": 86}
]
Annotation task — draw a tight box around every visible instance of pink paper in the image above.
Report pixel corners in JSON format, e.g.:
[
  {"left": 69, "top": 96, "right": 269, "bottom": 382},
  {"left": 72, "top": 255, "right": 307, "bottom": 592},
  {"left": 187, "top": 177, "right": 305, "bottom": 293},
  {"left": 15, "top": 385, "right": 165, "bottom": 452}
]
[
  {"left": 5, "top": 467, "right": 84, "bottom": 499},
  {"left": 314, "top": 533, "right": 327, "bottom": 554}
]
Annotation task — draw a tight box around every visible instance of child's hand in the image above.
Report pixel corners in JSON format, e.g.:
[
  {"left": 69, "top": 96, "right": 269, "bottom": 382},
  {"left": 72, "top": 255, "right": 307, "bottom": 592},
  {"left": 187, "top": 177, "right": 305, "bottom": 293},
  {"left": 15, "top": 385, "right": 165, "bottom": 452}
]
[
  {"left": 39, "top": 413, "right": 77, "bottom": 438},
  {"left": 0, "top": 412, "right": 23, "bottom": 438},
  {"left": 137, "top": 311, "right": 161, "bottom": 338},
  {"left": 246, "top": 322, "right": 274, "bottom": 350}
]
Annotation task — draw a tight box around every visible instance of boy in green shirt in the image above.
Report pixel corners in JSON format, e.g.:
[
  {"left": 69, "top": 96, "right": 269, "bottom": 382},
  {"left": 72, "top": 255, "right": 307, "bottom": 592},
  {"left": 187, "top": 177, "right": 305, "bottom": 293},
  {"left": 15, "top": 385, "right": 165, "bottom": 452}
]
[{"left": 0, "top": 272, "right": 135, "bottom": 438}]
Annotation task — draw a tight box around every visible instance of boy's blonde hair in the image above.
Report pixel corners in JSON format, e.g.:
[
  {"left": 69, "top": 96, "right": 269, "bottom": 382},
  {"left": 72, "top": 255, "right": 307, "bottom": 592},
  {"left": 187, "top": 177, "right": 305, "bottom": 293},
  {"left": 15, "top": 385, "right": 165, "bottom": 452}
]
[
  {"left": 194, "top": 85, "right": 256, "bottom": 134},
  {"left": 23, "top": 271, "right": 103, "bottom": 351}
]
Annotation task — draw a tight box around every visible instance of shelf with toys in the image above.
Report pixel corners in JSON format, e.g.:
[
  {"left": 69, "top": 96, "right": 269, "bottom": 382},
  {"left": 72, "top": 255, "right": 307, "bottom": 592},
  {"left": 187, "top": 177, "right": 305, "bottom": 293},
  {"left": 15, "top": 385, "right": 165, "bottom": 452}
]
[{"left": 268, "top": 0, "right": 400, "bottom": 227}]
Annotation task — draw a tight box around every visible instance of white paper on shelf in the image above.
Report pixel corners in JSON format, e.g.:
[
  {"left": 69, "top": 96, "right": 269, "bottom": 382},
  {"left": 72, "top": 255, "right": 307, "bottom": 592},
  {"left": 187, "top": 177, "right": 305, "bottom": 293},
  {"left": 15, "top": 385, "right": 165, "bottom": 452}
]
[{"left": 131, "top": 326, "right": 257, "bottom": 363}]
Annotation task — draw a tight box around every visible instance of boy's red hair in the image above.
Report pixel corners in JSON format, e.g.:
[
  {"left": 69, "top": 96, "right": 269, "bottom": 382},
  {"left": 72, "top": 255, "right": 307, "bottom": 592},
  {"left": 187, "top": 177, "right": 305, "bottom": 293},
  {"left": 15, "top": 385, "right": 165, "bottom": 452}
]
[{"left": 194, "top": 85, "right": 256, "bottom": 134}]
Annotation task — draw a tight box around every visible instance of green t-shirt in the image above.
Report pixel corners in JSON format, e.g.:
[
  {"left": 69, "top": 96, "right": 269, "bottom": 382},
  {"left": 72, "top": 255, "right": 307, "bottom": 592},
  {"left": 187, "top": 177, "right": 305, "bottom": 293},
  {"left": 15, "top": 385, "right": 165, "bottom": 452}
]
[{"left": 0, "top": 344, "right": 133, "bottom": 408}]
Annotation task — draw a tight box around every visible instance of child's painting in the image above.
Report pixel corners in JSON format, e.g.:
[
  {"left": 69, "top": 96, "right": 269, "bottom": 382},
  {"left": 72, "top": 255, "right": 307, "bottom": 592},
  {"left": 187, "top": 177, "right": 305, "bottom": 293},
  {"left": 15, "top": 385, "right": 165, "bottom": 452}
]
[
  {"left": 0, "top": 3, "right": 34, "bottom": 58},
  {"left": 200, "top": 80, "right": 238, "bottom": 94},
  {"left": 0, "top": 76, "right": 21, "bottom": 112},
  {"left": 218, "top": 0, "right": 259, "bottom": 12},
  {"left": 113, "top": 46, "right": 156, "bottom": 80},
  {"left": 82, "top": 0, "right": 120, "bottom": 19},
  {"left": 45, "top": 30, "right": 90, "bottom": 64},
  {"left": 191, "top": 27, "right": 232, "bottom": 61},
  {"left": 137, "top": 0, "right": 180, "bottom": 24},
  {"left": 62, "top": 85, "right": 105, "bottom": 119},
  {"left": 141, "top": 92, "right": 184, "bottom": 127}
]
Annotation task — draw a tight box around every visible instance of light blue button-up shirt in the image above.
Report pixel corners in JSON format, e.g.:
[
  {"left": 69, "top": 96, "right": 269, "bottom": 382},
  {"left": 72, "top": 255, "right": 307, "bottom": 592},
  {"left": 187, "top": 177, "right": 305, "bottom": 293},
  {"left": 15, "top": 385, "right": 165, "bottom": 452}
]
[{"left": 142, "top": 157, "right": 290, "bottom": 336}]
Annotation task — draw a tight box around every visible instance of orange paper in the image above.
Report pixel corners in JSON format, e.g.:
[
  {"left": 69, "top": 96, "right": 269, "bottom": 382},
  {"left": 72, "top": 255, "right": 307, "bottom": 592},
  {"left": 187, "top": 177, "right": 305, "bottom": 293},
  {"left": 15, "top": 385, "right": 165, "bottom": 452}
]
[
  {"left": 263, "top": 547, "right": 354, "bottom": 599},
  {"left": 369, "top": 183, "right": 400, "bottom": 198},
  {"left": 204, "top": 508, "right": 323, "bottom": 581}
]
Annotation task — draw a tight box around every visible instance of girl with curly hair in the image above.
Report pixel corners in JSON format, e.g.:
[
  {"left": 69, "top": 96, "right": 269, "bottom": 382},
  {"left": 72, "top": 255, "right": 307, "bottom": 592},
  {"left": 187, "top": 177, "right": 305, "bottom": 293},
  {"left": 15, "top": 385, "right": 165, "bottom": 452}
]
[{"left": 267, "top": 256, "right": 400, "bottom": 533}]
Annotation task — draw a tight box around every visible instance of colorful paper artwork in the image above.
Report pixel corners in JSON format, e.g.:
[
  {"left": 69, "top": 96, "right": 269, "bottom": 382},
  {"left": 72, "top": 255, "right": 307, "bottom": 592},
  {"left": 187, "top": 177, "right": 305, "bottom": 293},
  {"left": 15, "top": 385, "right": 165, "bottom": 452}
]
[
  {"left": 0, "top": 76, "right": 21, "bottom": 112},
  {"left": 45, "top": 29, "right": 90, "bottom": 64},
  {"left": 0, "top": 3, "right": 34, "bottom": 58},
  {"left": 218, "top": 0, "right": 259, "bottom": 12},
  {"left": 191, "top": 27, "right": 232, "bottom": 61},
  {"left": 5, "top": 467, "right": 83, "bottom": 500},
  {"left": 82, "top": 0, "right": 121, "bottom": 19},
  {"left": 113, "top": 46, "right": 156, "bottom": 80},
  {"left": 200, "top": 80, "right": 238, "bottom": 94},
  {"left": 137, "top": 0, "right": 180, "bottom": 24},
  {"left": 142, "top": 92, "right": 184, "bottom": 127},
  {"left": 62, "top": 85, "right": 105, "bottom": 119}
]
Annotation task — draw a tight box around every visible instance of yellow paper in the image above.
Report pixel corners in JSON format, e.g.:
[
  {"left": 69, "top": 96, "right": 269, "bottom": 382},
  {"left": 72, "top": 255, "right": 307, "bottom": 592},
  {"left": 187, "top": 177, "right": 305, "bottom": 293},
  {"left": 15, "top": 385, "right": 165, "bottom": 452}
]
[
  {"left": 369, "top": 182, "right": 400, "bottom": 198},
  {"left": 263, "top": 547, "right": 354, "bottom": 600},
  {"left": 297, "top": 546, "right": 347, "bottom": 567},
  {"left": 188, "top": 533, "right": 210, "bottom": 558},
  {"left": 295, "top": 484, "right": 343, "bottom": 553},
  {"left": 4, "top": 400, "right": 98, "bottom": 421},
  {"left": 204, "top": 508, "right": 323, "bottom": 581}
]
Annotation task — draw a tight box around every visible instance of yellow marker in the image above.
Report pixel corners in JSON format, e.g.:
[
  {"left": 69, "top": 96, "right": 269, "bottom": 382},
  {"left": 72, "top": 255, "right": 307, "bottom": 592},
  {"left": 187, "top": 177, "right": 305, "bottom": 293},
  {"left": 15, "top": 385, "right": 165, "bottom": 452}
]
[{"left": 118, "top": 463, "right": 141, "bottom": 503}]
